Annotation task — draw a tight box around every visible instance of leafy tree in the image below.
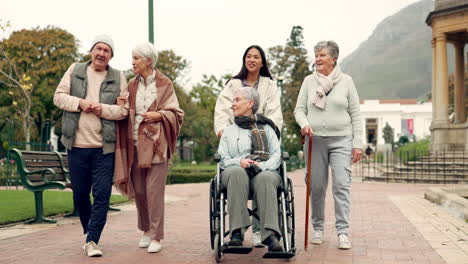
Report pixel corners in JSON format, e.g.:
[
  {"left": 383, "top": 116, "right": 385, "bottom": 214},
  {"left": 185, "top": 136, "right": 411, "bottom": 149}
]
[
  {"left": 189, "top": 74, "right": 230, "bottom": 162},
  {"left": 156, "top": 50, "right": 192, "bottom": 140},
  {"left": 152, "top": 49, "right": 198, "bottom": 160},
  {"left": 156, "top": 50, "right": 189, "bottom": 83},
  {"left": 268, "top": 26, "right": 312, "bottom": 155},
  {"left": 0, "top": 24, "right": 81, "bottom": 148}
]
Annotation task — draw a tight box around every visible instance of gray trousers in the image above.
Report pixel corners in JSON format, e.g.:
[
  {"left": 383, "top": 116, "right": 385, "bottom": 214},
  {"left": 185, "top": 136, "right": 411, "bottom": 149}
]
[
  {"left": 221, "top": 167, "right": 281, "bottom": 242},
  {"left": 304, "top": 136, "right": 352, "bottom": 235}
]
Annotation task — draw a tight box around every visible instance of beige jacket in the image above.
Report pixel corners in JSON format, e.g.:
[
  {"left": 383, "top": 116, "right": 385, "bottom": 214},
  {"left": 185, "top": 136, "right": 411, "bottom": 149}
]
[{"left": 214, "top": 76, "right": 283, "bottom": 135}]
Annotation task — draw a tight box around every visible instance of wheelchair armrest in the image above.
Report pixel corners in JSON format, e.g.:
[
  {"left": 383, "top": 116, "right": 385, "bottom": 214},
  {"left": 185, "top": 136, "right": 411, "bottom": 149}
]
[
  {"left": 282, "top": 152, "right": 290, "bottom": 161},
  {"left": 214, "top": 153, "right": 221, "bottom": 162}
]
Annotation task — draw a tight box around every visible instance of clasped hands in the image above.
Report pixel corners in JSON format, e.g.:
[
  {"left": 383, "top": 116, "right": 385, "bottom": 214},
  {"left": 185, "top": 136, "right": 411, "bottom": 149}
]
[
  {"left": 240, "top": 158, "right": 260, "bottom": 169},
  {"left": 116, "top": 96, "right": 162, "bottom": 123},
  {"left": 79, "top": 99, "right": 102, "bottom": 116}
]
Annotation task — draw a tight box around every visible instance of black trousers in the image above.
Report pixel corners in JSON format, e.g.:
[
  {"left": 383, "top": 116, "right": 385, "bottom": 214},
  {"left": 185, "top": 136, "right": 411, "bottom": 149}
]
[{"left": 68, "top": 147, "right": 115, "bottom": 244}]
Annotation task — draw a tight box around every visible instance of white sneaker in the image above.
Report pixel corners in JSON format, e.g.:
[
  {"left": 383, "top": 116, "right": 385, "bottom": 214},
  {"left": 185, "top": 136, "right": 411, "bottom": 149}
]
[
  {"left": 139, "top": 235, "right": 151, "bottom": 248},
  {"left": 338, "top": 234, "right": 352, "bottom": 249},
  {"left": 311, "top": 230, "right": 323, "bottom": 244},
  {"left": 148, "top": 240, "right": 162, "bottom": 253},
  {"left": 252, "top": 232, "right": 265, "bottom": 248},
  {"left": 83, "top": 241, "right": 103, "bottom": 257}
]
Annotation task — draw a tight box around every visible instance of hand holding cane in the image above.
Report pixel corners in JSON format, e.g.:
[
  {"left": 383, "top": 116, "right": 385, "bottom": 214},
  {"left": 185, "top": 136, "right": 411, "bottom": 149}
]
[{"left": 303, "top": 135, "right": 312, "bottom": 250}]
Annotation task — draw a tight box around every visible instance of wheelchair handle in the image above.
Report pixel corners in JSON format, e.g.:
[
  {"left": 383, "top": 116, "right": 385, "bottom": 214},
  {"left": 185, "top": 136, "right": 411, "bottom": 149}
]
[{"left": 214, "top": 153, "right": 221, "bottom": 162}]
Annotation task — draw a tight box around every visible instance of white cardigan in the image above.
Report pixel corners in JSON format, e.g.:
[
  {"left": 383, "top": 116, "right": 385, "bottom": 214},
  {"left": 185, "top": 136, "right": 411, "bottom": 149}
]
[{"left": 214, "top": 76, "right": 283, "bottom": 135}]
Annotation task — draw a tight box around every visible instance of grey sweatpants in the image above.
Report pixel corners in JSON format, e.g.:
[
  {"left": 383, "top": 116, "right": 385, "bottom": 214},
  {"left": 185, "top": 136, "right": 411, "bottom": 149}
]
[
  {"left": 221, "top": 167, "right": 281, "bottom": 242},
  {"left": 304, "top": 135, "right": 352, "bottom": 235}
]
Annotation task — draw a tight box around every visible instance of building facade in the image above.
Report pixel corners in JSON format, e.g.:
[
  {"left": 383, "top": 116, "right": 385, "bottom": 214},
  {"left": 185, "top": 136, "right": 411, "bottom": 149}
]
[{"left": 360, "top": 100, "right": 432, "bottom": 148}]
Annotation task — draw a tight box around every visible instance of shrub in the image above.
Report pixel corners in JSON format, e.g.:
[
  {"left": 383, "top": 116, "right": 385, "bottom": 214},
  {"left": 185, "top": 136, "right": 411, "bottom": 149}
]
[
  {"left": 395, "top": 138, "right": 430, "bottom": 163},
  {"left": 167, "top": 162, "right": 216, "bottom": 184},
  {"left": 375, "top": 152, "right": 384, "bottom": 163}
]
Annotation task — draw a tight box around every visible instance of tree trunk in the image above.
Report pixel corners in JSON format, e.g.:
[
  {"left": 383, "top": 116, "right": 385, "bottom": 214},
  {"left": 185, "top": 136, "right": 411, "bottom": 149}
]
[{"left": 23, "top": 110, "right": 31, "bottom": 151}]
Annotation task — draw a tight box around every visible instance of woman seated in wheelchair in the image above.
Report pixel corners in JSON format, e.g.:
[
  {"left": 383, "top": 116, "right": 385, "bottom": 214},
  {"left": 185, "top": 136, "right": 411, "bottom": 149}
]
[{"left": 217, "top": 86, "right": 283, "bottom": 252}]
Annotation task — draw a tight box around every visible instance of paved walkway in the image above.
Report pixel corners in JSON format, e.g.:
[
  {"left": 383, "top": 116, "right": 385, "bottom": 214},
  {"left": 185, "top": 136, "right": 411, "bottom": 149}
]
[{"left": 0, "top": 169, "right": 467, "bottom": 264}]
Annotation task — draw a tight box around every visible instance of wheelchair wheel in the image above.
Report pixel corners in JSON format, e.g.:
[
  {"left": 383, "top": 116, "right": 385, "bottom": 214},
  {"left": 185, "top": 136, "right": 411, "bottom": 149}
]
[
  {"left": 209, "top": 179, "right": 216, "bottom": 250},
  {"left": 287, "top": 178, "right": 296, "bottom": 251}
]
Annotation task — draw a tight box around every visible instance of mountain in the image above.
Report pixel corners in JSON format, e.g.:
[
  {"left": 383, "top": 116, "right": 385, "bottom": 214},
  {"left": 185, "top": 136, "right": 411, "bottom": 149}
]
[{"left": 340, "top": 0, "right": 451, "bottom": 99}]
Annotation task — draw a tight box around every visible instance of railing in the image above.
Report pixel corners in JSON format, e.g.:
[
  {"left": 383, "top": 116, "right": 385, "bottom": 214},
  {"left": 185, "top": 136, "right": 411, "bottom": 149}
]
[
  {"left": 353, "top": 150, "right": 468, "bottom": 184},
  {"left": 286, "top": 155, "right": 305, "bottom": 172},
  {"left": 0, "top": 158, "right": 20, "bottom": 189}
]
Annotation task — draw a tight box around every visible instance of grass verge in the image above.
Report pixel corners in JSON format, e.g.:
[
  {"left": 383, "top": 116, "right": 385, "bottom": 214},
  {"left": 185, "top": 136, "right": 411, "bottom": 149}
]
[{"left": 0, "top": 190, "right": 128, "bottom": 225}]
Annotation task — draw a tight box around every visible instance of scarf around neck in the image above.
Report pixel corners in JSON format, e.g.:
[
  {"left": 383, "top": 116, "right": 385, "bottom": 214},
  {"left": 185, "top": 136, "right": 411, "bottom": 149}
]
[
  {"left": 234, "top": 114, "right": 280, "bottom": 162},
  {"left": 312, "top": 65, "right": 343, "bottom": 109}
]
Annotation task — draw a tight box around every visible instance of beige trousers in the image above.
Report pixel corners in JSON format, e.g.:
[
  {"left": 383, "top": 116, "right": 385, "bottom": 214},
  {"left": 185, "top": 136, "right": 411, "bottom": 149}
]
[{"left": 131, "top": 151, "right": 168, "bottom": 240}]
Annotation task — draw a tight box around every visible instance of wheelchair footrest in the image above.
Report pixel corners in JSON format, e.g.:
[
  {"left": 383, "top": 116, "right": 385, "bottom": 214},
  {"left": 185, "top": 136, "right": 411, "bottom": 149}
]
[
  {"left": 222, "top": 246, "right": 253, "bottom": 254},
  {"left": 263, "top": 251, "right": 295, "bottom": 259}
]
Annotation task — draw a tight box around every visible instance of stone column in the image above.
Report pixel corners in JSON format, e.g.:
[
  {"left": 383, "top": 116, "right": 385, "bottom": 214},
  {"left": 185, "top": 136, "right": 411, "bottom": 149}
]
[
  {"left": 435, "top": 34, "right": 449, "bottom": 122},
  {"left": 454, "top": 42, "right": 466, "bottom": 123},
  {"left": 431, "top": 39, "right": 437, "bottom": 121}
]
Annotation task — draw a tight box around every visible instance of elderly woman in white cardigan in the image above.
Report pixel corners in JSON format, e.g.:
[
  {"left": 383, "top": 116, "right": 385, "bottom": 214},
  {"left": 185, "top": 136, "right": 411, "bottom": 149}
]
[
  {"left": 294, "top": 40, "right": 362, "bottom": 250},
  {"left": 218, "top": 86, "right": 283, "bottom": 253}
]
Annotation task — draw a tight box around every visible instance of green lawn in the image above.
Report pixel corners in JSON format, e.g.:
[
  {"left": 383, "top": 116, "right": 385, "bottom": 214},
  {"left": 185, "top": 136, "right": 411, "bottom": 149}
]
[{"left": 0, "top": 190, "right": 128, "bottom": 225}]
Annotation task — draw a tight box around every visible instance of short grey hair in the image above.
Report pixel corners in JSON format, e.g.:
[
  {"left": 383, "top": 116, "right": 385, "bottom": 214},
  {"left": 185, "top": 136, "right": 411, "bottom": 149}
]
[
  {"left": 314, "top": 40, "right": 339, "bottom": 66},
  {"left": 132, "top": 43, "right": 158, "bottom": 68},
  {"left": 234, "top": 86, "right": 260, "bottom": 114}
]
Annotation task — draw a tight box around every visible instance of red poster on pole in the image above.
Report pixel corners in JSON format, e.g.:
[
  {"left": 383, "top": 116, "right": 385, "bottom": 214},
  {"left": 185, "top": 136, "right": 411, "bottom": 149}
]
[{"left": 407, "top": 119, "right": 414, "bottom": 135}]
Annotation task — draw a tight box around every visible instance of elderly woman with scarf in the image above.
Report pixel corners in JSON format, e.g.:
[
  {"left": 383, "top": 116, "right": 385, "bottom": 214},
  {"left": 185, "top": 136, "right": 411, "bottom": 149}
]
[
  {"left": 114, "top": 42, "right": 184, "bottom": 254},
  {"left": 217, "top": 86, "right": 283, "bottom": 253},
  {"left": 294, "top": 40, "right": 362, "bottom": 250},
  {"left": 214, "top": 44, "right": 283, "bottom": 247}
]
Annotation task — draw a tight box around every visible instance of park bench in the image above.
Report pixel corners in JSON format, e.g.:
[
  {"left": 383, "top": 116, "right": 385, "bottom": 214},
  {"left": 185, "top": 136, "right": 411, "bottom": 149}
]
[
  {"left": 9, "top": 148, "right": 121, "bottom": 224},
  {"left": 9, "top": 148, "right": 71, "bottom": 224}
]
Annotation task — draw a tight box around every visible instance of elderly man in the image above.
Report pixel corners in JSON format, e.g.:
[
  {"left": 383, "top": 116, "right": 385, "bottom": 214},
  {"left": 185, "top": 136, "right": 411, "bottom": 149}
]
[
  {"left": 217, "top": 86, "right": 283, "bottom": 252},
  {"left": 54, "top": 34, "right": 128, "bottom": 257}
]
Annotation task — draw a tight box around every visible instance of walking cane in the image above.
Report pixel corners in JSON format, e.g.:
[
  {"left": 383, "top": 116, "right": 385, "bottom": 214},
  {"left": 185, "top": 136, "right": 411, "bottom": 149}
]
[{"left": 304, "top": 135, "right": 312, "bottom": 250}]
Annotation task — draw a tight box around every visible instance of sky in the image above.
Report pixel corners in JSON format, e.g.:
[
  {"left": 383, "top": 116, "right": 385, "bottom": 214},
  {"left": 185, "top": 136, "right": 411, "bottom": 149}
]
[{"left": 3, "top": 0, "right": 424, "bottom": 89}]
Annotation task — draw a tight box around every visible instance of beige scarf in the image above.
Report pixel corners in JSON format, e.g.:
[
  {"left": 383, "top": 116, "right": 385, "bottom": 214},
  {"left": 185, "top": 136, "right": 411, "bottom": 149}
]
[{"left": 312, "top": 65, "right": 343, "bottom": 109}]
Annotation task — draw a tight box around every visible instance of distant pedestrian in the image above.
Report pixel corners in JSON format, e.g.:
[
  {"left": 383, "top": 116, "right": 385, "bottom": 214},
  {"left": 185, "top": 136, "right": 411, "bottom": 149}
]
[
  {"left": 365, "top": 145, "right": 373, "bottom": 157},
  {"left": 54, "top": 34, "right": 129, "bottom": 257},
  {"left": 294, "top": 40, "right": 362, "bottom": 249},
  {"left": 114, "top": 42, "right": 184, "bottom": 254}
]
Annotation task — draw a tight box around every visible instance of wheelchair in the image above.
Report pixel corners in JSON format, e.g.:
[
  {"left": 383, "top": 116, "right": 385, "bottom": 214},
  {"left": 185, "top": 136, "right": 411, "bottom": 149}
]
[{"left": 209, "top": 153, "right": 296, "bottom": 262}]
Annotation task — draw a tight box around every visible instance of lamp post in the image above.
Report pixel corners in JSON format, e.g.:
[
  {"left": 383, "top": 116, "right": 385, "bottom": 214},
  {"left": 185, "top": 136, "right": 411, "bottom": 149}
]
[
  {"left": 277, "top": 75, "right": 285, "bottom": 151},
  {"left": 148, "top": 0, "right": 154, "bottom": 43}
]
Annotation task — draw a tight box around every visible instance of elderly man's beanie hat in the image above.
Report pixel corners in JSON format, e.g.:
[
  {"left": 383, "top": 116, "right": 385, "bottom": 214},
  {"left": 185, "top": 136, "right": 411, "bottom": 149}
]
[{"left": 90, "top": 34, "right": 114, "bottom": 57}]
